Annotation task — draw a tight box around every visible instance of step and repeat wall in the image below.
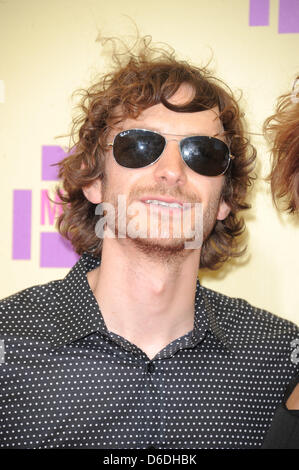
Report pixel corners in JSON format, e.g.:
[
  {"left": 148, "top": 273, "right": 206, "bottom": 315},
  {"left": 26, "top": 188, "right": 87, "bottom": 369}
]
[{"left": 1, "top": 0, "right": 299, "bottom": 324}]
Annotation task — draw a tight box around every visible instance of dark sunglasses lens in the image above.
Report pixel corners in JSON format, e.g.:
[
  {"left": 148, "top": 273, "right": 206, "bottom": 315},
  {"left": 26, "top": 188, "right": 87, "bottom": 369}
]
[
  {"left": 180, "top": 136, "right": 230, "bottom": 176},
  {"left": 113, "top": 129, "right": 165, "bottom": 168}
]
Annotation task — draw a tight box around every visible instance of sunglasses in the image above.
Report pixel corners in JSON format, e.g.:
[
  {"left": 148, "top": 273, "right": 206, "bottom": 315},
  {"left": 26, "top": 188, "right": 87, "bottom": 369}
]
[{"left": 108, "top": 128, "right": 234, "bottom": 177}]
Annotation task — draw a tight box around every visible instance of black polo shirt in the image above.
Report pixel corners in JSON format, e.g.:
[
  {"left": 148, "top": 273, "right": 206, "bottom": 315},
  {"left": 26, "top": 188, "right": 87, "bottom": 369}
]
[{"left": 0, "top": 252, "right": 298, "bottom": 449}]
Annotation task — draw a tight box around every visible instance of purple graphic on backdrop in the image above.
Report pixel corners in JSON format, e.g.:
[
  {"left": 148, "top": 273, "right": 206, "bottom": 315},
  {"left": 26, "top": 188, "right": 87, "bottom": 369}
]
[
  {"left": 249, "top": 0, "right": 270, "bottom": 26},
  {"left": 40, "top": 233, "right": 79, "bottom": 268},
  {"left": 249, "top": 0, "right": 299, "bottom": 33},
  {"left": 42, "top": 145, "right": 65, "bottom": 180},
  {"left": 279, "top": 0, "right": 299, "bottom": 33},
  {"left": 12, "top": 190, "right": 32, "bottom": 260},
  {"left": 41, "top": 189, "right": 63, "bottom": 225},
  {"left": 12, "top": 146, "right": 79, "bottom": 268}
]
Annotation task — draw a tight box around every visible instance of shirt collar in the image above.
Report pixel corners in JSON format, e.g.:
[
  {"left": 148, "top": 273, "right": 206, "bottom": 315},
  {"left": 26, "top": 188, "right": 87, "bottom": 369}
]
[
  {"left": 52, "top": 252, "right": 232, "bottom": 352},
  {"left": 52, "top": 252, "right": 107, "bottom": 348}
]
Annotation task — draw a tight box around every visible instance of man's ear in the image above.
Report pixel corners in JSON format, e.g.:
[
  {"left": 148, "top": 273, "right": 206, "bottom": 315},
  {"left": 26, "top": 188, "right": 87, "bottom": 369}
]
[
  {"left": 216, "top": 199, "right": 231, "bottom": 221},
  {"left": 82, "top": 178, "right": 103, "bottom": 204},
  {"left": 81, "top": 160, "right": 103, "bottom": 203}
]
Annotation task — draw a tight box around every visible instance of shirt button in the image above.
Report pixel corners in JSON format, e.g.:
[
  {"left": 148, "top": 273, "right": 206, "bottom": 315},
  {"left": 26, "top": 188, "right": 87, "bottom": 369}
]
[{"left": 147, "top": 362, "right": 155, "bottom": 373}]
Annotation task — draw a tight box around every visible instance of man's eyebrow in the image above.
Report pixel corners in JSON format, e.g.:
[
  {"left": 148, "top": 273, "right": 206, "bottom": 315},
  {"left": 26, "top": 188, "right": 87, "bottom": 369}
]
[{"left": 115, "top": 126, "right": 225, "bottom": 138}]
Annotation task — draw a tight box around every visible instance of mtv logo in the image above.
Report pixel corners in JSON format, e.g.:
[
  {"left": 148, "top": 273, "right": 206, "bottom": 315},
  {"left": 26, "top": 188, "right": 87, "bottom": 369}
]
[{"left": 12, "top": 146, "right": 79, "bottom": 268}]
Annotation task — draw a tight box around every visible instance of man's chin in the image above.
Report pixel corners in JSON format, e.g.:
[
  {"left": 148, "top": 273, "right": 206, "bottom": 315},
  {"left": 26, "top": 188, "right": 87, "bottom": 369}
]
[{"left": 128, "top": 236, "right": 195, "bottom": 260}]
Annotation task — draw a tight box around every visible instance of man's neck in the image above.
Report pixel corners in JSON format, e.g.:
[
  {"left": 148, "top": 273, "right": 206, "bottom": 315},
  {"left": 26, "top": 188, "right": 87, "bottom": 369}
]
[{"left": 87, "top": 238, "right": 201, "bottom": 360}]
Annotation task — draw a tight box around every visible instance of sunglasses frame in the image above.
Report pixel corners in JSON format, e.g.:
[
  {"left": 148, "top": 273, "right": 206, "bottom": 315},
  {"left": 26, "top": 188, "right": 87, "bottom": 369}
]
[{"left": 108, "top": 128, "right": 234, "bottom": 177}]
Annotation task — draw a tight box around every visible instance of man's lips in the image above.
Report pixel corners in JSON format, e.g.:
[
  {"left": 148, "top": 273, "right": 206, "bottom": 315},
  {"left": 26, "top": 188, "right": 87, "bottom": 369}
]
[
  {"left": 140, "top": 196, "right": 185, "bottom": 206},
  {"left": 139, "top": 196, "right": 194, "bottom": 211}
]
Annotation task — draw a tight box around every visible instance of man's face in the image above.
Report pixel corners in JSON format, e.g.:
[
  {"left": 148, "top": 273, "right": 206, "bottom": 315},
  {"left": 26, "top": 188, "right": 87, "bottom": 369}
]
[{"left": 84, "top": 84, "right": 230, "bottom": 258}]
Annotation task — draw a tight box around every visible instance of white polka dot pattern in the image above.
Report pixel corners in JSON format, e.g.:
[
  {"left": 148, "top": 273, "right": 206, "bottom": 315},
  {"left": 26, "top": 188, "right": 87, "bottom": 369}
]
[{"left": 0, "top": 252, "right": 298, "bottom": 449}]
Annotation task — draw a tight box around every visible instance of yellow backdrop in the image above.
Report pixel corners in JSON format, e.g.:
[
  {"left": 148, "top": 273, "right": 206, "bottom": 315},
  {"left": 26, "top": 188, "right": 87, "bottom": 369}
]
[{"left": 1, "top": 0, "right": 298, "bottom": 325}]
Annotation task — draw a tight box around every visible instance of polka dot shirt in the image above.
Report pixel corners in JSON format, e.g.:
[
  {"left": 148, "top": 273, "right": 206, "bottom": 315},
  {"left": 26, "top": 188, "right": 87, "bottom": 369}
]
[{"left": 0, "top": 252, "right": 298, "bottom": 449}]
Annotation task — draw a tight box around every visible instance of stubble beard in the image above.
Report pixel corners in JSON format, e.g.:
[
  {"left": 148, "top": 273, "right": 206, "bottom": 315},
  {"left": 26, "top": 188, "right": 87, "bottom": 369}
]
[
  {"left": 130, "top": 197, "right": 220, "bottom": 264},
  {"left": 100, "top": 182, "right": 222, "bottom": 264}
]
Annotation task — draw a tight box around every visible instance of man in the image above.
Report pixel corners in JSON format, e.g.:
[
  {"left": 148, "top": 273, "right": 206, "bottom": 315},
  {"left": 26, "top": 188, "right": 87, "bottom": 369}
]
[{"left": 1, "top": 40, "right": 298, "bottom": 449}]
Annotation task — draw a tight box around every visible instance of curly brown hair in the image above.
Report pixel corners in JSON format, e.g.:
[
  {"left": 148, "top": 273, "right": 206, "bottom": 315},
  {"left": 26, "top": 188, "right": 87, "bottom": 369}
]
[
  {"left": 264, "top": 78, "right": 299, "bottom": 213},
  {"left": 55, "top": 38, "right": 256, "bottom": 270}
]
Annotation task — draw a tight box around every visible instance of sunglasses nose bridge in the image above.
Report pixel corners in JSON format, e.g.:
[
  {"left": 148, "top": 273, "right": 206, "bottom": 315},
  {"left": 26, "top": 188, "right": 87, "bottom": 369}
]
[
  {"left": 160, "top": 138, "right": 185, "bottom": 164},
  {"left": 153, "top": 138, "right": 187, "bottom": 185}
]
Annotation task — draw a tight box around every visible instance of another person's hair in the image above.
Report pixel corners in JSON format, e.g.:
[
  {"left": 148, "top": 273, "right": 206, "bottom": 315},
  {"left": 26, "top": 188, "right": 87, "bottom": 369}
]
[
  {"left": 55, "top": 37, "right": 256, "bottom": 270},
  {"left": 264, "top": 77, "right": 299, "bottom": 213}
]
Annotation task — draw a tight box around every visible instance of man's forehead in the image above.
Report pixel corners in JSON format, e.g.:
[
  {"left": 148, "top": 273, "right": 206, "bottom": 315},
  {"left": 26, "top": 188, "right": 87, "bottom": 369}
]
[{"left": 112, "top": 105, "right": 224, "bottom": 138}]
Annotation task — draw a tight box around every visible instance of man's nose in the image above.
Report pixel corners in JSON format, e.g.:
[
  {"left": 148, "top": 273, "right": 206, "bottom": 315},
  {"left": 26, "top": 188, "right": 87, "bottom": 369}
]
[{"left": 152, "top": 141, "right": 187, "bottom": 186}]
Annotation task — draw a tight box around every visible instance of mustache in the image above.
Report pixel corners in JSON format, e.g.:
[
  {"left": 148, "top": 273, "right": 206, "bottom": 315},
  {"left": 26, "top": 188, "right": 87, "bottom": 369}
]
[{"left": 129, "top": 186, "right": 201, "bottom": 204}]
